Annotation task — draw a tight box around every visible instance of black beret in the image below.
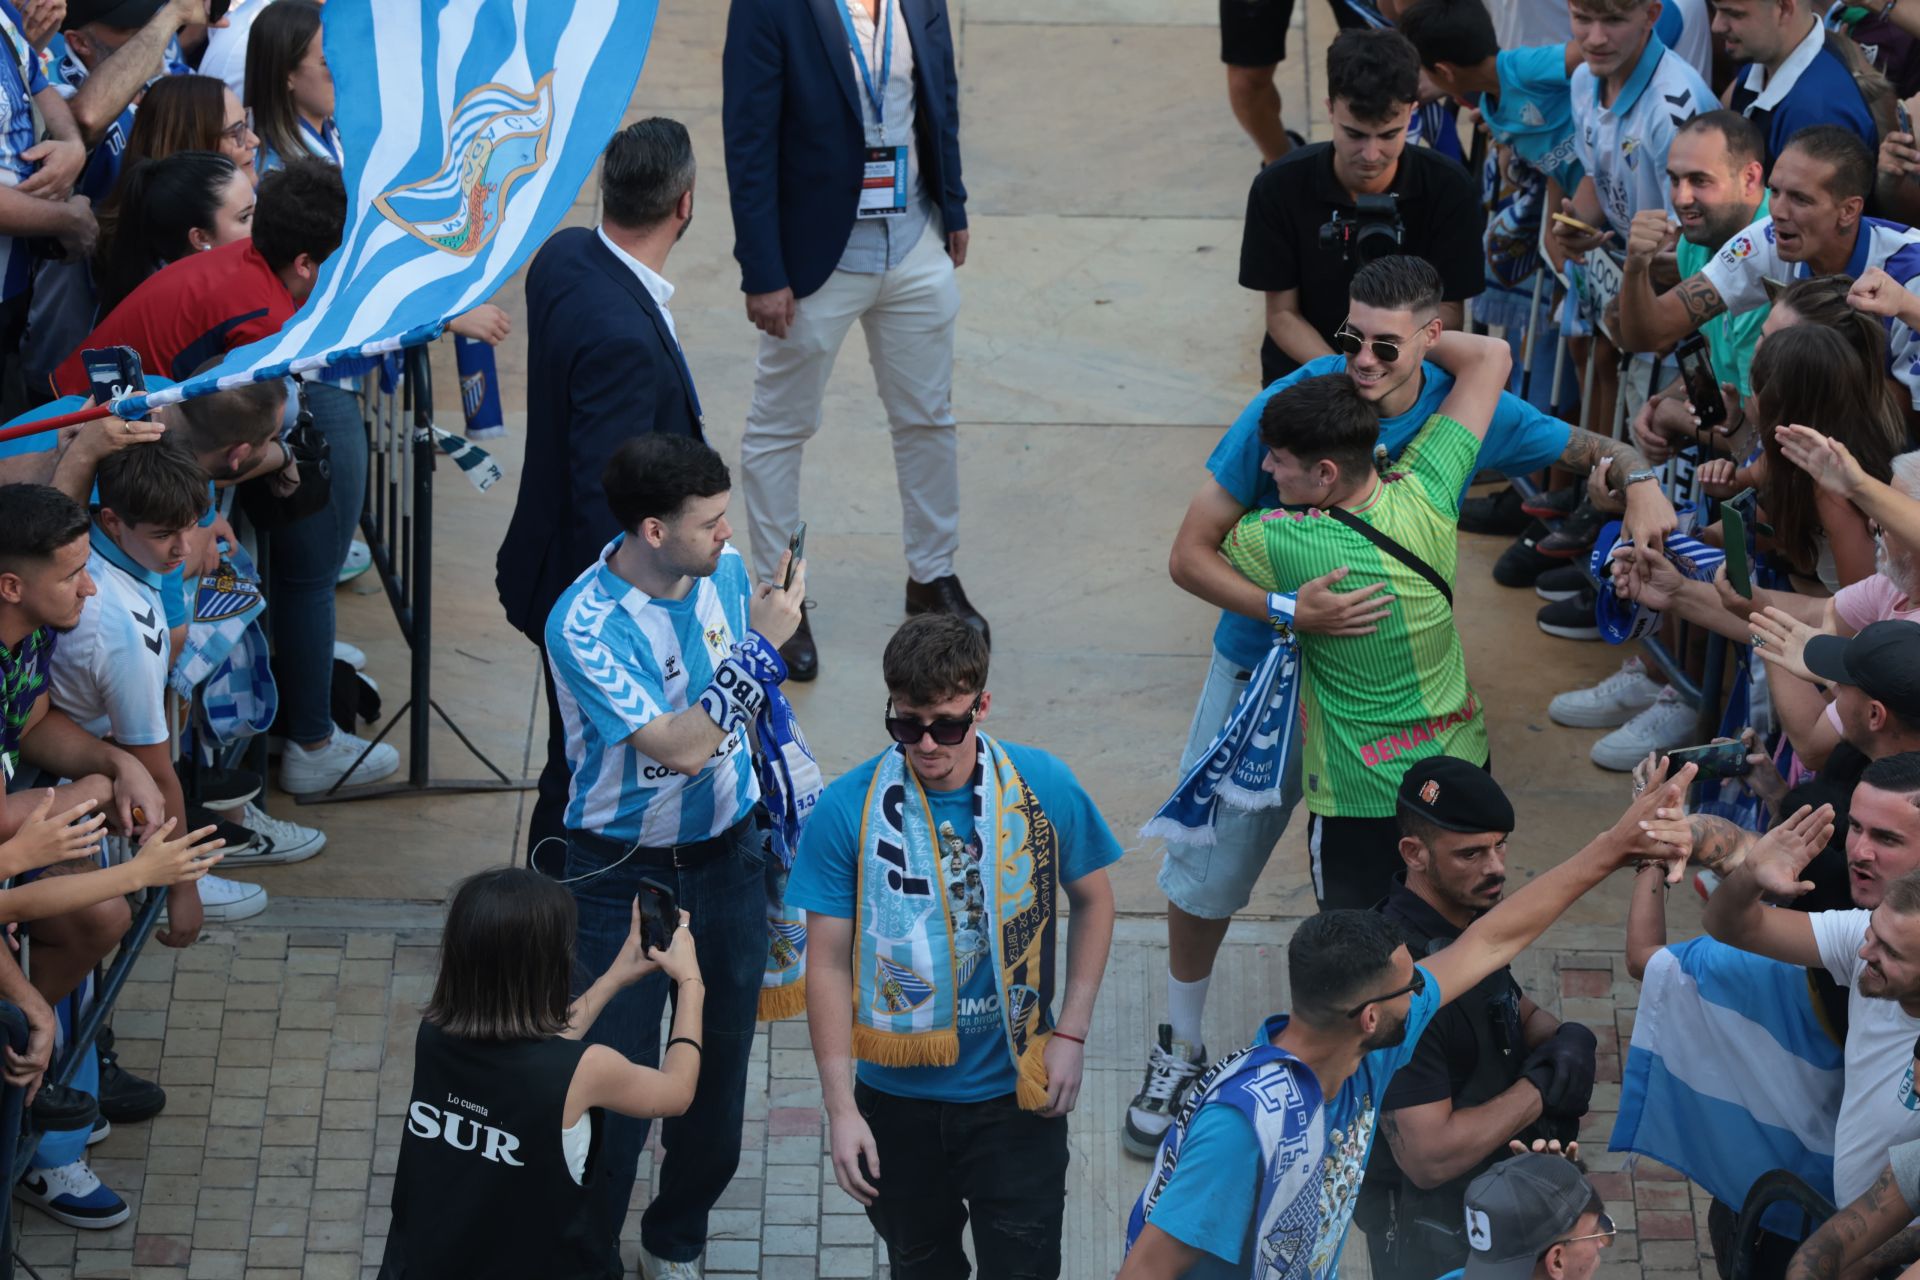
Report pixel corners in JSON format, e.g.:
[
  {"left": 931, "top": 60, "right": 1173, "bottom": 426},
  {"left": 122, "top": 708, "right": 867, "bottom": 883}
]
[{"left": 1396, "top": 757, "right": 1513, "bottom": 834}]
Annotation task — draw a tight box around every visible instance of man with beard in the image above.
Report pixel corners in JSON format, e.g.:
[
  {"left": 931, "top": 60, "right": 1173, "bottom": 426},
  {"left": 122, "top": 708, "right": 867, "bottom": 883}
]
[
  {"left": 1357, "top": 760, "right": 1597, "bottom": 1280},
  {"left": 497, "top": 118, "right": 705, "bottom": 863},
  {"left": 1120, "top": 761, "right": 1698, "bottom": 1280},
  {"left": 1705, "top": 819, "right": 1920, "bottom": 1207},
  {"left": 1618, "top": 111, "right": 1771, "bottom": 396}
]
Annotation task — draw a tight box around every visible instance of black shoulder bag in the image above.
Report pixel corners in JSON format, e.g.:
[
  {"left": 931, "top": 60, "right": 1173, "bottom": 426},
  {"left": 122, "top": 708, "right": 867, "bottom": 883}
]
[{"left": 1323, "top": 505, "right": 1454, "bottom": 609}]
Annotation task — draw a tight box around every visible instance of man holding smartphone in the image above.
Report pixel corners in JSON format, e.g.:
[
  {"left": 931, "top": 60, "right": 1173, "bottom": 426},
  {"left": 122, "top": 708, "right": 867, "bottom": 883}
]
[{"left": 544, "top": 434, "right": 805, "bottom": 1280}]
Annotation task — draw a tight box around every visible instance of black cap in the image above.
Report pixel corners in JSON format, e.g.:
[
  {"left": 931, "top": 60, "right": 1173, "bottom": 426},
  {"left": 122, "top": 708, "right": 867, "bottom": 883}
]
[
  {"left": 1397, "top": 757, "right": 1514, "bottom": 834},
  {"left": 1804, "top": 620, "right": 1920, "bottom": 724},
  {"left": 64, "top": 0, "right": 167, "bottom": 30}
]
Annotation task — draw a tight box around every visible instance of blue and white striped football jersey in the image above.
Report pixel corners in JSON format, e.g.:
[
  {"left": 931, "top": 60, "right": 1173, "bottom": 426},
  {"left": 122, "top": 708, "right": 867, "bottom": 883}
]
[{"left": 545, "top": 537, "right": 761, "bottom": 846}]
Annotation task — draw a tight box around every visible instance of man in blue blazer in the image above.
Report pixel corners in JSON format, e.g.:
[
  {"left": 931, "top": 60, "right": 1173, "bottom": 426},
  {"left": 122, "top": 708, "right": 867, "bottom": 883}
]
[
  {"left": 724, "top": 0, "right": 985, "bottom": 681},
  {"left": 495, "top": 119, "right": 704, "bottom": 863}
]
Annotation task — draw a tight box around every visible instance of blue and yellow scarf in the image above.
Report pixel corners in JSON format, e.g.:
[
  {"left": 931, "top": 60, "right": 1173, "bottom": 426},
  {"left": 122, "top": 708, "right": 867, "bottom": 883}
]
[{"left": 852, "top": 733, "right": 1059, "bottom": 1110}]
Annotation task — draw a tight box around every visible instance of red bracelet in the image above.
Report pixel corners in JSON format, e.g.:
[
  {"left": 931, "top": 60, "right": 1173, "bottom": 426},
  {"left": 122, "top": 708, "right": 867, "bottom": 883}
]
[{"left": 1052, "top": 1030, "right": 1086, "bottom": 1045}]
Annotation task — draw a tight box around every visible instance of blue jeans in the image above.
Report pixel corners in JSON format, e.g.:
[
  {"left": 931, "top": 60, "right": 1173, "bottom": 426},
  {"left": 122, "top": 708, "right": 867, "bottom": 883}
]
[
  {"left": 268, "top": 381, "right": 368, "bottom": 744},
  {"left": 562, "top": 817, "right": 767, "bottom": 1264}
]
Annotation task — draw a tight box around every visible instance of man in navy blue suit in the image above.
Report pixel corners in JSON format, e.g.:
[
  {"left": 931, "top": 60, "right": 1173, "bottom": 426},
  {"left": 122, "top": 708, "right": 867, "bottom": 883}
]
[
  {"left": 495, "top": 118, "right": 705, "bottom": 864},
  {"left": 724, "top": 0, "right": 986, "bottom": 682}
]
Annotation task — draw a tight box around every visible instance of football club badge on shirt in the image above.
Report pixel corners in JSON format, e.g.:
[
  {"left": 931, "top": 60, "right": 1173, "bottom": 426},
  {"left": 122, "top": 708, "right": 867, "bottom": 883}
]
[
  {"left": 1521, "top": 103, "right": 1545, "bottom": 127},
  {"left": 1900, "top": 1060, "right": 1920, "bottom": 1111},
  {"left": 1621, "top": 136, "right": 1641, "bottom": 168},
  {"left": 374, "top": 75, "right": 556, "bottom": 257}
]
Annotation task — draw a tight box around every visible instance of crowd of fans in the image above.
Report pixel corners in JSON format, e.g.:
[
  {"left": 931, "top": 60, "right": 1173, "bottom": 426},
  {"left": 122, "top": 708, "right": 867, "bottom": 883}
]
[{"left": 0, "top": 0, "right": 511, "bottom": 1237}]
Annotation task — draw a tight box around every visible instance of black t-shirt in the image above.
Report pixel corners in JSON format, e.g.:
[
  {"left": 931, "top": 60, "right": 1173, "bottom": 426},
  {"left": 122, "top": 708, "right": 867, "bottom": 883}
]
[
  {"left": 1780, "top": 740, "right": 1869, "bottom": 916},
  {"left": 1377, "top": 878, "right": 1521, "bottom": 1111},
  {"left": 1238, "top": 142, "right": 1486, "bottom": 387}
]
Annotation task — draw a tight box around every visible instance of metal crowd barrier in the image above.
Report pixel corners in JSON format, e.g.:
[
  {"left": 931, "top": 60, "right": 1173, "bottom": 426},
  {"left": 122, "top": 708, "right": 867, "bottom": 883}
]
[{"left": 297, "top": 344, "right": 532, "bottom": 804}]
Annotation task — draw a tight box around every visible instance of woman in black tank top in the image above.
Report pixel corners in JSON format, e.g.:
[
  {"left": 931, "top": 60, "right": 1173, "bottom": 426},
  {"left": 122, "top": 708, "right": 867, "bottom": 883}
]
[{"left": 380, "top": 867, "right": 705, "bottom": 1279}]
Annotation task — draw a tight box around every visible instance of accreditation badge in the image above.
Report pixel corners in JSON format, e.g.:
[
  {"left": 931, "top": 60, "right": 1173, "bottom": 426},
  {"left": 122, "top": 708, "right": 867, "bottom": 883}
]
[{"left": 858, "top": 145, "right": 908, "bottom": 219}]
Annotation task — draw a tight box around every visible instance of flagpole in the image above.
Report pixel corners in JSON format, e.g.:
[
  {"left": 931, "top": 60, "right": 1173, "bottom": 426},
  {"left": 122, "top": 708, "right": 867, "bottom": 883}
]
[{"left": 0, "top": 403, "right": 113, "bottom": 445}]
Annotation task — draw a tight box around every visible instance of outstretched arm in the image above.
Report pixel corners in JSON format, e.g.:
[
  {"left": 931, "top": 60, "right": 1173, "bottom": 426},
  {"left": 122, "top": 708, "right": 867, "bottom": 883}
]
[
  {"left": 1700, "top": 804, "right": 1837, "bottom": 967},
  {"left": 1422, "top": 764, "right": 1696, "bottom": 1004}
]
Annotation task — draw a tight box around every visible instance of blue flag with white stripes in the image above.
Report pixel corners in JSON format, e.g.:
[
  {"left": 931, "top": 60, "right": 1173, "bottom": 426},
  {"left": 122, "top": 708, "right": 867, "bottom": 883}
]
[
  {"left": 111, "top": 0, "right": 657, "bottom": 418},
  {"left": 1612, "top": 937, "right": 1844, "bottom": 1226}
]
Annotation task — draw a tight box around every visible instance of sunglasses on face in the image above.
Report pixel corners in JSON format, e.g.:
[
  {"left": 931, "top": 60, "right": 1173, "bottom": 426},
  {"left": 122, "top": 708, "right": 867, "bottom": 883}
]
[
  {"left": 884, "top": 692, "right": 983, "bottom": 747},
  {"left": 1547, "top": 1212, "right": 1617, "bottom": 1253},
  {"left": 1343, "top": 966, "right": 1427, "bottom": 1019},
  {"left": 1334, "top": 324, "right": 1402, "bottom": 363}
]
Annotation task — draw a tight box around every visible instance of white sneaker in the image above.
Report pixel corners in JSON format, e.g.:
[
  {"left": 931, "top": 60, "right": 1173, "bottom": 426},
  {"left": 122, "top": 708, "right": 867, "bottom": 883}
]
[
  {"left": 639, "top": 1249, "right": 703, "bottom": 1280},
  {"left": 279, "top": 729, "right": 400, "bottom": 795},
  {"left": 333, "top": 640, "right": 367, "bottom": 670},
  {"left": 1590, "top": 686, "right": 1698, "bottom": 771},
  {"left": 188, "top": 874, "right": 269, "bottom": 922},
  {"left": 1549, "top": 656, "right": 1664, "bottom": 729},
  {"left": 15, "top": 1159, "right": 128, "bottom": 1228},
  {"left": 219, "top": 802, "right": 326, "bottom": 867},
  {"left": 1123, "top": 1024, "right": 1207, "bottom": 1158},
  {"left": 337, "top": 540, "right": 372, "bottom": 584}
]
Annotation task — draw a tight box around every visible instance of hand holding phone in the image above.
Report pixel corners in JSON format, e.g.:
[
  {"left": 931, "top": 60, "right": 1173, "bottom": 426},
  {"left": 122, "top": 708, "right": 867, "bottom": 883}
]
[
  {"left": 1666, "top": 740, "right": 1751, "bottom": 780},
  {"left": 1551, "top": 210, "right": 1604, "bottom": 237},
  {"left": 1721, "top": 503, "right": 1753, "bottom": 599},
  {"left": 637, "top": 877, "right": 678, "bottom": 953},
  {"left": 782, "top": 521, "right": 807, "bottom": 592},
  {"left": 1674, "top": 335, "right": 1726, "bottom": 432}
]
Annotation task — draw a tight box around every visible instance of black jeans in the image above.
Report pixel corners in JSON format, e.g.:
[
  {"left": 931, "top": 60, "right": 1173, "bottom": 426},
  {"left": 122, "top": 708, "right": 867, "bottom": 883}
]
[{"left": 854, "top": 1081, "right": 1070, "bottom": 1279}]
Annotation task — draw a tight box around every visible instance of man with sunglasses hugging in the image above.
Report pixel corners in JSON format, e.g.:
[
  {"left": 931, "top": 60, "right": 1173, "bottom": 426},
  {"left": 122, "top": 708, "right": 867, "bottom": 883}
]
[
  {"left": 1129, "top": 254, "right": 1676, "bottom": 1162},
  {"left": 786, "top": 613, "right": 1121, "bottom": 1280}
]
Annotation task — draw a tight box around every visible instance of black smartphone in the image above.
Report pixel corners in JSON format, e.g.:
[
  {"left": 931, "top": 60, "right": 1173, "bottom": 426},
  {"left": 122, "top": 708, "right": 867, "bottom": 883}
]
[
  {"left": 1674, "top": 334, "right": 1725, "bottom": 431},
  {"left": 637, "top": 877, "right": 677, "bottom": 953},
  {"left": 1722, "top": 503, "right": 1753, "bottom": 599},
  {"left": 206, "top": 0, "right": 231, "bottom": 20},
  {"left": 782, "top": 521, "right": 807, "bottom": 591},
  {"left": 80, "top": 345, "right": 145, "bottom": 408},
  {"left": 1667, "top": 741, "right": 1751, "bottom": 780}
]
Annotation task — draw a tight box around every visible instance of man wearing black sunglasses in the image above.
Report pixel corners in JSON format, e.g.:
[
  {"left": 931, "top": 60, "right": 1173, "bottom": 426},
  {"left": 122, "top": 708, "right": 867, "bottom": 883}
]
[
  {"left": 786, "top": 613, "right": 1121, "bottom": 1279},
  {"left": 1122, "top": 763, "right": 1694, "bottom": 1280}
]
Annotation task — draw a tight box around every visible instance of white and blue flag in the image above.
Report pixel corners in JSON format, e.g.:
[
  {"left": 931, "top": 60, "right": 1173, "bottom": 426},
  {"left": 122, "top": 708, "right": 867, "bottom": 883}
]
[
  {"left": 1612, "top": 937, "right": 1844, "bottom": 1220},
  {"left": 112, "top": 0, "right": 658, "bottom": 419}
]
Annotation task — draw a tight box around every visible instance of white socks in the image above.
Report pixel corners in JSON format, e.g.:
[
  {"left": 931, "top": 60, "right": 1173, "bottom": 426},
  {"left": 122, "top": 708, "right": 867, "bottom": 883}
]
[{"left": 1167, "top": 971, "right": 1211, "bottom": 1051}]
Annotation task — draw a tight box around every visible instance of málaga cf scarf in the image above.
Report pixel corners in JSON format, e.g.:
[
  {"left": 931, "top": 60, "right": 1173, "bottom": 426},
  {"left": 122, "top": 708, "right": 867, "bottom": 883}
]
[
  {"left": 853, "top": 733, "right": 1059, "bottom": 1110},
  {"left": 755, "top": 682, "right": 822, "bottom": 1020}
]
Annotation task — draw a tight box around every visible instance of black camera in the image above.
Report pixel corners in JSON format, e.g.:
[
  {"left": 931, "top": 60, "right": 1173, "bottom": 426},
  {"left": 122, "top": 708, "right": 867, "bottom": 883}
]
[{"left": 1318, "top": 193, "right": 1405, "bottom": 266}]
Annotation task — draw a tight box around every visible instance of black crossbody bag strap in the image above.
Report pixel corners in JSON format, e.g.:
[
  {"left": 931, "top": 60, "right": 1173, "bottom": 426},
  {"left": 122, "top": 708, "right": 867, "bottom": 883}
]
[{"left": 1323, "top": 505, "right": 1454, "bottom": 609}]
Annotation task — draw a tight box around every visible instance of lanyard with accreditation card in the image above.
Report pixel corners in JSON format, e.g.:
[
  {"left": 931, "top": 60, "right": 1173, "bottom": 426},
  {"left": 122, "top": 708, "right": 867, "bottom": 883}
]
[{"left": 836, "top": 0, "right": 908, "bottom": 219}]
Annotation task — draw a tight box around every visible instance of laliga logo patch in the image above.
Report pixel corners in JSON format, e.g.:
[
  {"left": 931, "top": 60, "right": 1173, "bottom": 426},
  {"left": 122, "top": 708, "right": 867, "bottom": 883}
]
[
  {"left": 1466, "top": 1207, "right": 1493, "bottom": 1252},
  {"left": 375, "top": 75, "right": 556, "bottom": 257},
  {"left": 1419, "top": 780, "right": 1441, "bottom": 805}
]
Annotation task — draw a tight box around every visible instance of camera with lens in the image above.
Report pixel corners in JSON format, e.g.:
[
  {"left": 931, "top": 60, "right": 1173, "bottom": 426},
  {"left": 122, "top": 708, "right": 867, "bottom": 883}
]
[{"left": 1318, "top": 193, "right": 1405, "bottom": 266}]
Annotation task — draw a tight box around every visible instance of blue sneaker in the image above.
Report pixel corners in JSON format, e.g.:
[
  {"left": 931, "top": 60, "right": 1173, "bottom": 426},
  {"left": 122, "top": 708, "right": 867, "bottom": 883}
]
[{"left": 16, "top": 1158, "right": 130, "bottom": 1228}]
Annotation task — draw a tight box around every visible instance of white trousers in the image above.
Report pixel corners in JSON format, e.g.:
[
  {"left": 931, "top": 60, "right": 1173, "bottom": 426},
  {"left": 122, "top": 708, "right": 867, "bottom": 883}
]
[{"left": 740, "top": 224, "right": 961, "bottom": 585}]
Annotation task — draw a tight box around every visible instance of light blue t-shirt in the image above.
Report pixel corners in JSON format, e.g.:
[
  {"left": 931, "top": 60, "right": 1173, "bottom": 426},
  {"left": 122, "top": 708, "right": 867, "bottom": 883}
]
[
  {"left": 785, "top": 741, "right": 1124, "bottom": 1104},
  {"left": 1140, "top": 970, "right": 1444, "bottom": 1277},
  {"left": 1207, "top": 357, "right": 1572, "bottom": 668},
  {"left": 1482, "top": 45, "right": 1582, "bottom": 191},
  {"left": 545, "top": 538, "right": 761, "bottom": 845}
]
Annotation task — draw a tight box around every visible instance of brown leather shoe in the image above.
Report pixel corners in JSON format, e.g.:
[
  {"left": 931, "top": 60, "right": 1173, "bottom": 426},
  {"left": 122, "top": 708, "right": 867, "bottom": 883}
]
[
  {"left": 778, "top": 611, "right": 818, "bottom": 683},
  {"left": 904, "top": 575, "right": 991, "bottom": 647}
]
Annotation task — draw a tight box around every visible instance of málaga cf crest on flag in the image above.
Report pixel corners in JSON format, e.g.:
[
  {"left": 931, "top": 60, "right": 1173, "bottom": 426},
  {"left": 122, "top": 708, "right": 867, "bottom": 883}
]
[
  {"left": 108, "top": 0, "right": 658, "bottom": 421},
  {"left": 374, "top": 77, "right": 555, "bottom": 258}
]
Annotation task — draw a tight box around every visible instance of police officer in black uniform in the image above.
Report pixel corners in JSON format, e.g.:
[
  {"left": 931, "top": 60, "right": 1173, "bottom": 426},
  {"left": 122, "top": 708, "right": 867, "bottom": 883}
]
[{"left": 1355, "top": 758, "right": 1599, "bottom": 1280}]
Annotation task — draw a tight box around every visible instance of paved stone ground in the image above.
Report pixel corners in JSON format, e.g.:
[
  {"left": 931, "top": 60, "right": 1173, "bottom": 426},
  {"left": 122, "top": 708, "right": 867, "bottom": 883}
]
[{"left": 5, "top": 910, "right": 1725, "bottom": 1280}]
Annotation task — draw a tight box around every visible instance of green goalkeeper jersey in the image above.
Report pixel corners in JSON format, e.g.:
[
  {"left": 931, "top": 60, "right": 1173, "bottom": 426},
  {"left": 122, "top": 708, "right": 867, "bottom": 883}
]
[{"left": 1221, "top": 412, "right": 1488, "bottom": 817}]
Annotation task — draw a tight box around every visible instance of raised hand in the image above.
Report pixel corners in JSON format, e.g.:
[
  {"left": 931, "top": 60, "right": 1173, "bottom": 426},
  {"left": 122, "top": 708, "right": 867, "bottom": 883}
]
[
  {"left": 1608, "top": 757, "right": 1698, "bottom": 881},
  {"left": 130, "top": 818, "right": 226, "bottom": 889},
  {"left": 1744, "top": 803, "right": 1837, "bottom": 899},
  {"left": 1848, "top": 266, "right": 1917, "bottom": 322},
  {"left": 0, "top": 792, "right": 106, "bottom": 874},
  {"left": 1774, "top": 424, "right": 1868, "bottom": 499},
  {"left": 1746, "top": 605, "right": 1822, "bottom": 683}
]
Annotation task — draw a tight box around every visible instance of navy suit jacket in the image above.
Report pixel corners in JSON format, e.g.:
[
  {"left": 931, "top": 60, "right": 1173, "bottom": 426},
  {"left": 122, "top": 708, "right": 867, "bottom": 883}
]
[
  {"left": 722, "top": 0, "right": 966, "bottom": 301},
  {"left": 495, "top": 227, "right": 703, "bottom": 639}
]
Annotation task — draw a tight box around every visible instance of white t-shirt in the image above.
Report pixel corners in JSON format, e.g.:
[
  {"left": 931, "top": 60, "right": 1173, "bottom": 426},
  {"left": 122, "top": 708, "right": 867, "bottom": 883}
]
[
  {"left": 1700, "top": 216, "right": 1920, "bottom": 408},
  {"left": 1813, "top": 908, "right": 1920, "bottom": 1205},
  {"left": 1572, "top": 38, "right": 1714, "bottom": 236},
  {"left": 46, "top": 540, "right": 170, "bottom": 747},
  {"left": 197, "top": 0, "right": 269, "bottom": 101}
]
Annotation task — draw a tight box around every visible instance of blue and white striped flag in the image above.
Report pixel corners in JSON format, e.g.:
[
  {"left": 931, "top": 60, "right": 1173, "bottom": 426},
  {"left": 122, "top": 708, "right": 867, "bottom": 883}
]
[
  {"left": 110, "top": 0, "right": 658, "bottom": 419},
  {"left": 1612, "top": 937, "right": 1844, "bottom": 1219}
]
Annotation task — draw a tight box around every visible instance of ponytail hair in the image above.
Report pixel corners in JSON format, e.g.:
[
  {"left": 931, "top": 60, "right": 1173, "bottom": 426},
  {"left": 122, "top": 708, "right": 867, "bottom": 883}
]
[{"left": 93, "top": 151, "right": 241, "bottom": 316}]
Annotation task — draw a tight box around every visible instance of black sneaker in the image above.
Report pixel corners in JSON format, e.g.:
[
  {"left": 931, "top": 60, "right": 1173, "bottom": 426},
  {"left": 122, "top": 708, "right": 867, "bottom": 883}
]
[
  {"left": 1459, "top": 486, "right": 1530, "bottom": 536},
  {"left": 1535, "top": 563, "right": 1590, "bottom": 602},
  {"left": 1493, "top": 521, "right": 1560, "bottom": 588},
  {"left": 29, "top": 1082, "right": 98, "bottom": 1133},
  {"left": 1537, "top": 501, "right": 1606, "bottom": 559},
  {"left": 185, "top": 805, "right": 260, "bottom": 855},
  {"left": 96, "top": 1032, "right": 166, "bottom": 1126},
  {"left": 1537, "top": 589, "right": 1601, "bottom": 640},
  {"left": 174, "top": 761, "right": 261, "bottom": 812},
  {"left": 1521, "top": 485, "right": 1580, "bottom": 521}
]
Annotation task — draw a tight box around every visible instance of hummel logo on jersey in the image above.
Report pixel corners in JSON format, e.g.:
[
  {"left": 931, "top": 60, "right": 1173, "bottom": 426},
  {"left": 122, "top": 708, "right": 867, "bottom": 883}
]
[
  {"left": 663, "top": 654, "right": 681, "bottom": 681},
  {"left": 131, "top": 604, "right": 163, "bottom": 655}
]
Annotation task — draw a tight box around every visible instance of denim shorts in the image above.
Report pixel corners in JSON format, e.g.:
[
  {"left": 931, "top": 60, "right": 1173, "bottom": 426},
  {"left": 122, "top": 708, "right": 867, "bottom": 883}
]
[{"left": 1155, "top": 647, "right": 1303, "bottom": 918}]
